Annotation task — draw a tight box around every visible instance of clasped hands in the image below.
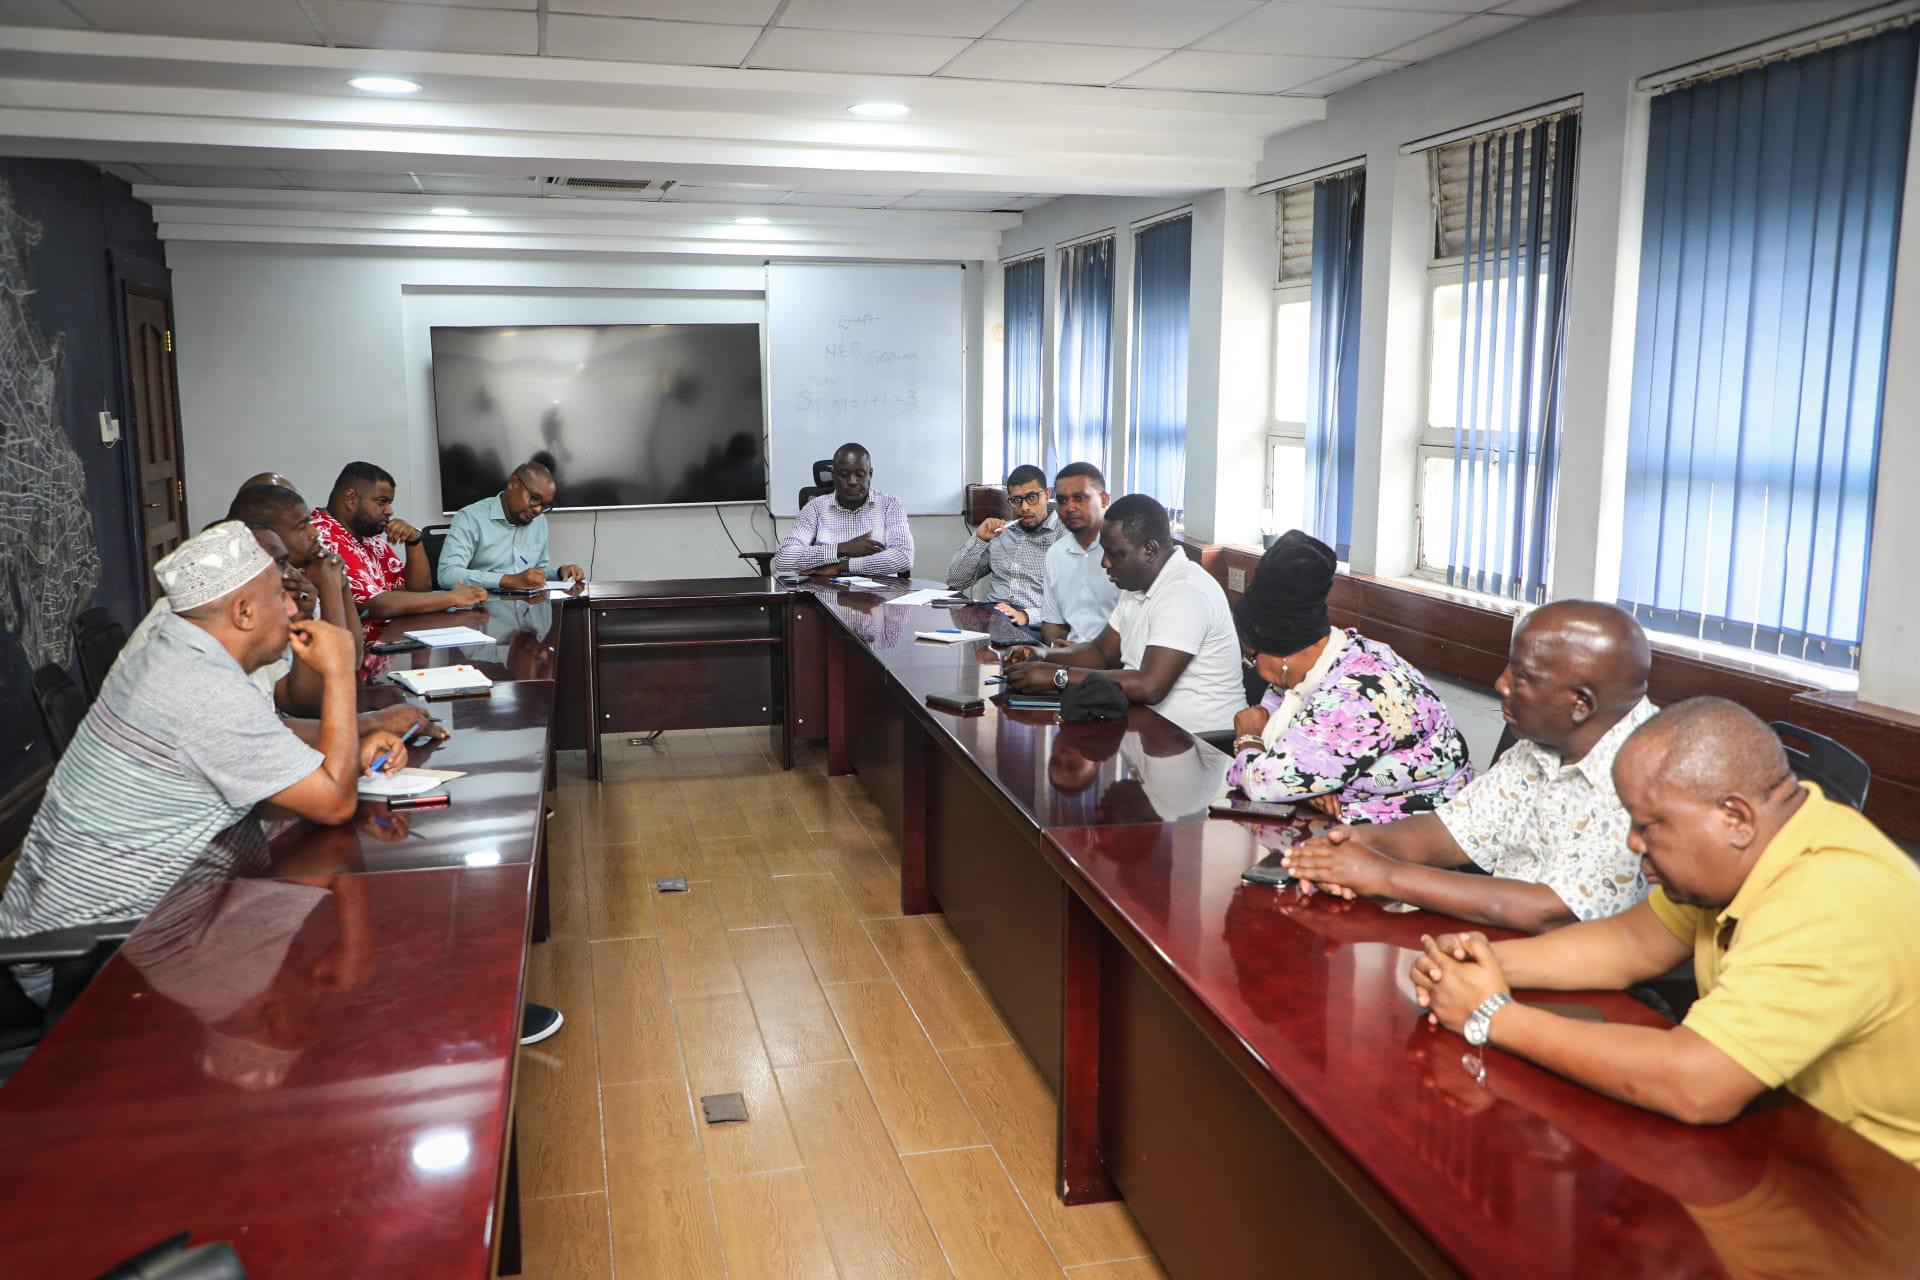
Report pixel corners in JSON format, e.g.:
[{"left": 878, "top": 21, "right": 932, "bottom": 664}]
[
  {"left": 1410, "top": 931, "right": 1512, "bottom": 1037},
  {"left": 805, "top": 534, "right": 888, "bottom": 577}
]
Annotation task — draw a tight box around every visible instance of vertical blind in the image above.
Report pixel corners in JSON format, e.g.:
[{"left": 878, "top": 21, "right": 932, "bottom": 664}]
[
  {"left": 1439, "top": 111, "right": 1581, "bottom": 600},
  {"left": 1130, "top": 214, "right": 1192, "bottom": 509},
  {"left": 1056, "top": 236, "right": 1114, "bottom": 476},
  {"left": 1306, "top": 170, "right": 1365, "bottom": 558},
  {"left": 1002, "top": 255, "right": 1044, "bottom": 473},
  {"left": 1278, "top": 183, "right": 1315, "bottom": 283},
  {"left": 1618, "top": 25, "right": 1918, "bottom": 669}
]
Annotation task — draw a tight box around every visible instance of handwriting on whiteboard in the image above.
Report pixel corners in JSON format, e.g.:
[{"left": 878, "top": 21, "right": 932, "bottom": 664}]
[
  {"left": 795, "top": 388, "right": 920, "bottom": 415},
  {"left": 822, "top": 339, "right": 920, "bottom": 366}
]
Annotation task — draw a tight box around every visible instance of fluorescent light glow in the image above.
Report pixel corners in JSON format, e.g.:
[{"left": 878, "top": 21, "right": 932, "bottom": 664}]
[
  {"left": 430, "top": 207, "right": 472, "bottom": 217},
  {"left": 410, "top": 1129, "right": 471, "bottom": 1173},
  {"left": 849, "top": 102, "right": 910, "bottom": 118},
  {"left": 463, "top": 850, "right": 502, "bottom": 867},
  {"left": 349, "top": 76, "right": 421, "bottom": 94},
  {"left": 733, "top": 216, "right": 771, "bottom": 225}
]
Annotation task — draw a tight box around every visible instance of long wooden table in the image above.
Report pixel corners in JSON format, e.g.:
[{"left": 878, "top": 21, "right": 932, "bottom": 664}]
[{"left": 5, "top": 573, "right": 1918, "bottom": 1280}]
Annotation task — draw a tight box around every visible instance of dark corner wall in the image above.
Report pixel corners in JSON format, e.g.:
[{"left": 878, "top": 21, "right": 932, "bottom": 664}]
[{"left": 0, "top": 159, "right": 165, "bottom": 811}]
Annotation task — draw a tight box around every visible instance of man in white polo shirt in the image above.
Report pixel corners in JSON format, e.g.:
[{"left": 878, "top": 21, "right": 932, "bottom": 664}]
[{"left": 1005, "top": 494, "right": 1244, "bottom": 735}]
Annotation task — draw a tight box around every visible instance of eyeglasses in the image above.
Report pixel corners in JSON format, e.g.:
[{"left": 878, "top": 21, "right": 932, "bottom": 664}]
[{"left": 1008, "top": 491, "right": 1048, "bottom": 508}]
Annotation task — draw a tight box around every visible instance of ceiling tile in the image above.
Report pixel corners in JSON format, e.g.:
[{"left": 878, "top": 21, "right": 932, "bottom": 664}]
[
  {"left": 551, "top": 0, "right": 780, "bottom": 20},
  {"left": 1493, "top": 0, "right": 1579, "bottom": 14},
  {"left": 0, "top": 0, "right": 88, "bottom": 28},
  {"left": 1379, "top": 13, "right": 1526, "bottom": 61},
  {"left": 778, "top": 191, "right": 903, "bottom": 208},
  {"left": 138, "top": 165, "right": 296, "bottom": 188},
  {"left": 414, "top": 174, "right": 546, "bottom": 196},
  {"left": 545, "top": 14, "right": 759, "bottom": 65},
  {"left": 1311, "top": 0, "right": 1490, "bottom": 10},
  {"left": 1282, "top": 57, "right": 1407, "bottom": 96},
  {"left": 938, "top": 39, "right": 1163, "bottom": 86},
  {"left": 777, "top": 0, "right": 1022, "bottom": 39},
  {"left": 368, "top": 0, "right": 534, "bottom": 8},
  {"left": 277, "top": 169, "right": 425, "bottom": 192},
  {"left": 887, "top": 191, "right": 1022, "bottom": 210},
  {"left": 1119, "top": 50, "right": 1352, "bottom": 94},
  {"left": 661, "top": 184, "right": 795, "bottom": 204},
  {"left": 988, "top": 0, "right": 1261, "bottom": 50},
  {"left": 747, "top": 26, "right": 971, "bottom": 75},
  {"left": 63, "top": 0, "right": 321, "bottom": 43},
  {"left": 1196, "top": 4, "right": 1461, "bottom": 59},
  {"left": 309, "top": 0, "right": 536, "bottom": 53}
]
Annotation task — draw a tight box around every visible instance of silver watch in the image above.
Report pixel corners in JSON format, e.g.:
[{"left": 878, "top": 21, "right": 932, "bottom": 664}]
[
  {"left": 1052, "top": 666, "right": 1071, "bottom": 691},
  {"left": 1463, "top": 992, "right": 1512, "bottom": 1047}
]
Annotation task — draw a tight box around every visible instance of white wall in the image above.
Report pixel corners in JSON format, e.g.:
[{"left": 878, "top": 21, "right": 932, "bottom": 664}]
[{"left": 167, "top": 242, "right": 981, "bottom": 581}]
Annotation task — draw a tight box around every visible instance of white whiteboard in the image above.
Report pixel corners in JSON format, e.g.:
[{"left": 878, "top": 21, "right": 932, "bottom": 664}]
[{"left": 767, "top": 263, "right": 965, "bottom": 516}]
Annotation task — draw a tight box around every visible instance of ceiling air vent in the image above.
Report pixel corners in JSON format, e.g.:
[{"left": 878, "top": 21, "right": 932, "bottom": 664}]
[{"left": 545, "top": 176, "right": 676, "bottom": 197}]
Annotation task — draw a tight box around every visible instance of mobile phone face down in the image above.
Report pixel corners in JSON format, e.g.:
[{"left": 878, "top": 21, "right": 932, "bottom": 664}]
[
  {"left": 1240, "top": 849, "right": 1295, "bottom": 887},
  {"left": 926, "top": 691, "right": 986, "bottom": 714}
]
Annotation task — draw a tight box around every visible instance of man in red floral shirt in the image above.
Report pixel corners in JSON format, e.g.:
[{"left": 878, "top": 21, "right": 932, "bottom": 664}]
[{"left": 310, "top": 461, "right": 486, "bottom": 617}]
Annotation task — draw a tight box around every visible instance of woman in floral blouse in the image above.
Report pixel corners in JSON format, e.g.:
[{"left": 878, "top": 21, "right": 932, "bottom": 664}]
[{"left": 1226, "top": 530, "right": 1472, "bottom": 824}]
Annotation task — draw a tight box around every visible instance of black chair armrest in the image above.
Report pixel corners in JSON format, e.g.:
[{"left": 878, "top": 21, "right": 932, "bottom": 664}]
[{"left": 0, "top": 919, "right": 140, "bottom": 965}]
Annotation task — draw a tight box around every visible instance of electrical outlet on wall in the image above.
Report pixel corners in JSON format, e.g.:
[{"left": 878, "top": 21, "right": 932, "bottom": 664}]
[
  {"left": 97, "top": 411, "right": 121, "bottom": 445},
  {"left": 1227, "top": 566, "right": 1247, "bottom": 593}
]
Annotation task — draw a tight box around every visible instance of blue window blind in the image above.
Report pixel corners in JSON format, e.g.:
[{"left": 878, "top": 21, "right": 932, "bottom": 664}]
[
  {"left": 1439, "top": 111, "right": 1580, "bottom": 601},
  {"left": 1618, "top": 26, "right": 1918, "bottom": 670},
  {"left": 1306, "top": 171, "right": 1364, "bottom": 559},
  {"left": 1056, "top": 235, "right": 1113, "bottom": 476},
  {"left": 1130, "top": 214, "right": 1191, "bottom": 508},
  {"left": 1003, "top": 255, "right": 1044, "bottom": 472}
]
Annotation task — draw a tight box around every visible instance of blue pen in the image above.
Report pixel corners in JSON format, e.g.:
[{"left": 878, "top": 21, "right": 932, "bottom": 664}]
[
  {"left": 935, "top": 627, "right": 963, "bottom": 634},
  {"left": 369, "top": 725, "right": 428, "bottom": 775}
]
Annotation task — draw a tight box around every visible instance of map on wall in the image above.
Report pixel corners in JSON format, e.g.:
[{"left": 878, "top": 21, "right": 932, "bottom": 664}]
[{"left": 0, "top": 176, "right": 100, "bottom": 676}]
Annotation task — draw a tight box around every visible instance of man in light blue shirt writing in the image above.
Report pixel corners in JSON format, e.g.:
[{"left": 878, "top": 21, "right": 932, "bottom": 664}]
[{"left": 438, "top": 461, "right": 586, "bottom": 592}]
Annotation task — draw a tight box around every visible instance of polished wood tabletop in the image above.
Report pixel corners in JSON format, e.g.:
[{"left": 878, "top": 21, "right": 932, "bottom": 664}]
[
  {"left": 0, "top": 860, "right": 533, "bottom": 1278},
  {"left": 1045, "top": 819, "right": 1920, "bottom": 1278},
  {"left": 365, "top": 596, "right": 564, "bottom": 684}
]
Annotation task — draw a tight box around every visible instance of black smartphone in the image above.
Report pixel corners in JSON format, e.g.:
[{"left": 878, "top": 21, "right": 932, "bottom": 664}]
[
  {"left": 368, "top": 638, "right": 426, "bottom": 654},
  {"left": 926, "top": 691, "right": 986, "bottom": 714},
  {"left": 1209, "top": 796, "right": 1300, "bottom": 821},
  {"left": 1240, "top": 849, "right": 1295, "bottom": 888}
]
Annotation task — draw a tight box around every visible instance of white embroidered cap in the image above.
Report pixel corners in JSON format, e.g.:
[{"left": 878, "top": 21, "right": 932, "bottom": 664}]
[{"left": 155, "top": 519, "right": 275, "bottom": 613}]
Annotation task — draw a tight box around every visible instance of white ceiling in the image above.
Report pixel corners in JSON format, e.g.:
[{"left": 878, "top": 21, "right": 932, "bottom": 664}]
[{"left": 0, "top": 0, "right": 1580, "bottom": 257}]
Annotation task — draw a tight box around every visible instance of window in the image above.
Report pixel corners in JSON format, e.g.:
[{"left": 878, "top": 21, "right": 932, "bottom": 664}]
[
  {"left": 1056, "top": 236, "right": 1114, "bottom": 476},
  {"left": 1415, "top": 111, "right": 1580, "bottom": 602},
  {"left": 1002, "top": 255, "right": 1044, "bottom": 472},
  {"left": 1129, "top": 213, "right": 1192, "bottom": 511},
  {"left": 1616, "top": 26, "right": 1919, "bottom": 671},
  {"left": 1269, "top": 182, "right": 1313, "bottom": 537}
]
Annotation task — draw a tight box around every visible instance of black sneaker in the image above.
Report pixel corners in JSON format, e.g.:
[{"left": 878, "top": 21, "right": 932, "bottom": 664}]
[{"left": 520, "top": 1002, "right": 564, "bottom": 1046}]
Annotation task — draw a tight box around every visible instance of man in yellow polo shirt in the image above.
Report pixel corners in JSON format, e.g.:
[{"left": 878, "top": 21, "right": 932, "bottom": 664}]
[{"left": 1407, "top": 696, "right": 1920, "bottom": 1164}]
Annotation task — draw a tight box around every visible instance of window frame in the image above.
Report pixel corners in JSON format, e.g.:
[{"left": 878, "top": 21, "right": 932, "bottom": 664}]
[
  {"left": 1413, "top": 264, "right": 1461, "bottom": 583},
  {"left": 1267, "top": 276, "right": 1312, "bottom": 523}
]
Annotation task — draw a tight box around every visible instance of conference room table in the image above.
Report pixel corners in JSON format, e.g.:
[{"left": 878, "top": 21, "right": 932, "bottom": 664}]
[{"left": 4, "top": 571, "right": 1918, "bottom": 1279}]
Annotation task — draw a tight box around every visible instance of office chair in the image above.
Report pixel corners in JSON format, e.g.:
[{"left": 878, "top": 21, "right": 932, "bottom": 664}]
[
  {"left": 1490, "top": 723, "right": 1518, "bottom": 767},
  {"left": 0, "top": 917, "right": 139, "bottom": 1085},
  {"left": 963, "top": 483, "right": 1011, "bottom": 526},
  {"left": 96, "top": 1232, "right": 246, "bottom": 1279},
  {"left": 31, "top": 664, "right": 90, "bottom": 758},
  {"left": 1772, "top": 721, "right": 1870, "bottom": 811},
  {"left": 737, "top": 551, "right": 775, "bottom": 576},
  {"left": 420, "top": 524, "right": 452, "bottom": 586},
  {"left": 797, "top": 460, "right": 834, "bottom": 511},
  {"left": 72, "top": 607, "right": 128, "bottom": 699}
]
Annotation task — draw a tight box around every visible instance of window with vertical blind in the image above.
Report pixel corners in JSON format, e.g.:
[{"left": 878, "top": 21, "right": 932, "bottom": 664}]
[
  {"left": 1416, "top": 109, "right": 1581, "bottom": 602},
  {"left": 1270, "top": 185, "right": 1313, "bottom": 538},
  {"left": 1002, "top": 255, "right": 1044, "bottom": 473},
  {"left": 1056, "top": 235, "right": 1113, "bottom": 476},
  {"left": 1617, "top": 23, "right": 1919, "bottom": 671},
  {"left": 1130, "top": 213, "right": 1191, "bottom": 511}
]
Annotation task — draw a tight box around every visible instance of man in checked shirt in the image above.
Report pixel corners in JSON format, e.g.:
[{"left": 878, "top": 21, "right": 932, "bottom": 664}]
[
  {"left": 774, "top": 442, "right": 915, "bottom": 578},
  {"left": 944, "top": 463, "right": 1060, "bottom": 639}
]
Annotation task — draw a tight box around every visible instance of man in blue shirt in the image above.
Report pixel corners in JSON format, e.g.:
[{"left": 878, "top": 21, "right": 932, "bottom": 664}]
[{"left": 438, "top": 462, "right": 585, "bottom": 592}]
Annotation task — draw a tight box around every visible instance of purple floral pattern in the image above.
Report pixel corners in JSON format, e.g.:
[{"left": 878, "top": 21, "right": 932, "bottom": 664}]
[{"left": 1226, "top": 631, "right": 1472, "bottom": 825}]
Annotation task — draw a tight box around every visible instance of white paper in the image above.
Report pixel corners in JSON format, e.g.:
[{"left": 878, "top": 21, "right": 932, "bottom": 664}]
[
  {"left": 545, "top": 580, "right": 582, "bottom": 598},
  {"left": 386, "top": 665, "right": 495, "bottom": 696},
  {"left": 404, "top": 625, "right": 497, "bottom": 648},
  {"left": 832, "top": 576, "right": 886, "bottom": 589},
  {"left": 887, "top": 588, "right": 965, "bottom": 607},
  {"left": 358, "top": 767, "right": 467, "bottom": 798},
  {"left": 913, "top": 629, "right": 990, "bottom": 644}
]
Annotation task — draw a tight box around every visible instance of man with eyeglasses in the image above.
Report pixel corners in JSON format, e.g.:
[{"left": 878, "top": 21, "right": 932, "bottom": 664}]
[
  {"left": 438, "top": 461, "right": 586, "bottom": 593},
  {"left": 945, "top": 464, "right": 1061, "bottom": 638}
]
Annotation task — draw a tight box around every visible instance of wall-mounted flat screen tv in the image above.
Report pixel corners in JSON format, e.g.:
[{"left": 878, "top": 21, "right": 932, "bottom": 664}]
[{"left": 429, "top": 322, "right": 767, "bottom": 512}]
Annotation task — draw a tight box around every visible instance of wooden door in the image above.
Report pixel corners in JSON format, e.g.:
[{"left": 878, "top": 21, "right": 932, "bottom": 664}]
[{"left": 123, "top": 285, "right": 186, "bottom": 585}]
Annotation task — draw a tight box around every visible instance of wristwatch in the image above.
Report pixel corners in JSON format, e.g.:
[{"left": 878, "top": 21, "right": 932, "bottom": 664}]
[
  {"left": 1463, "top": 992, "right": 1512, "bottom": 1046},
  {"left": 1052, "top": 666, "right": 1071, "bottom": 691}
]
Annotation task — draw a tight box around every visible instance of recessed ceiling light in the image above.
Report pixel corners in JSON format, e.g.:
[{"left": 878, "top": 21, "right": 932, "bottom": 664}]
[
  {"left": 734, "top": 216, "right": 770, "bottom": 225},
  {"left": 849, "top": 102, "right": 910, "bottom": 118},
  {"left": 430, "top": 207, "right": 472, "bottom": 217},
  {"left": 349, "top": 76, "right": 420, "bottom": 94}
]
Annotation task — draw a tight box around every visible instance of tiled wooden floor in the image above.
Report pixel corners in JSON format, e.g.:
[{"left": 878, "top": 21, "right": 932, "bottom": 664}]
[{"left": 513, "top": 728, "right": 1169, "bottom": 1280}]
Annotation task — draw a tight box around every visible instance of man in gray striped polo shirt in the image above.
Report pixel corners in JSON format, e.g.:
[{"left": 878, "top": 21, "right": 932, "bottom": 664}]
[{"left": 1, "top": 522, "right": 403, "bottom": 998}]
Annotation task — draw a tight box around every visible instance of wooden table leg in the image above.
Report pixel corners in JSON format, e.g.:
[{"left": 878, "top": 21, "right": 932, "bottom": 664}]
[
  {"left": 497, "top": 1117, "right": 523, "bottom": 1275},
  {"left": 585, "top": 605, "right": 603, "bottom": 782},
  {"left": 531, "top": 823, "right": 551, "bottom": 945},
  {"left": 899, "top": 725, "right": 933, "bottom": 915},
  {"left": 826, "top": 626, "right": 851, "bottom": 777},
  {"left": 1059, "top": 891, "right": 1118, "bottom": 1205}
]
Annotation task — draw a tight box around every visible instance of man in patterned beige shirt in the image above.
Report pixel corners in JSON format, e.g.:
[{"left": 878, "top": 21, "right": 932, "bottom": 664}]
[{"left": 1282, "top": 601, "right": 1655, "bottom": 933}]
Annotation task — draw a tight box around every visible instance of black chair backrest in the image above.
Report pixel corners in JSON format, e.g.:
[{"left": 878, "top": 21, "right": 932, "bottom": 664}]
[
  {"left": 72, "top": 606, "right": 128, "bottom": 699},
  {"left": 798, "top": 459, "right": 835, "bottom": 511},
  {"left": 421, "top": 523, "right": 452, "bottom": 586},
  {"left": 1490, "top": 723, "right": 1519, "bottom": 768},
  {"left": 31, "top": 664, "right": 89, "bottom": 759},
  {"left": 1771, "top": 720, "right": 1870, "bottom": 810}
]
